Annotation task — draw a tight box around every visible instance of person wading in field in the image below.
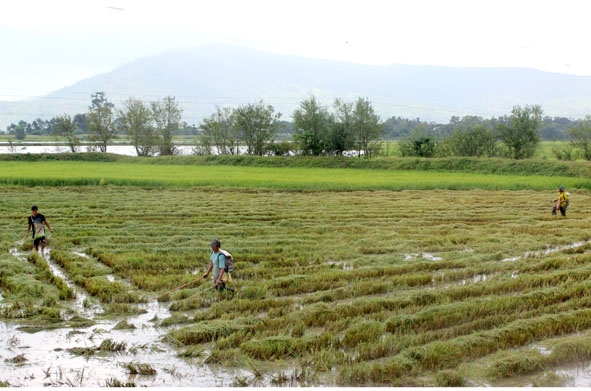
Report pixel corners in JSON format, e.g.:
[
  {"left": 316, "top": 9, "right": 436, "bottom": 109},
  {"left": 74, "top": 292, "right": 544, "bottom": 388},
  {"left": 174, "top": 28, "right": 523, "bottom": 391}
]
[
  {"left": 551, "top": 186, "right": 569, "bottom": 217},
  {"left": 26, "top": 205, "right": 54, "bottom": 253},
  {"left": 202, "top": 239, "right": 234, "bottom": 294}
]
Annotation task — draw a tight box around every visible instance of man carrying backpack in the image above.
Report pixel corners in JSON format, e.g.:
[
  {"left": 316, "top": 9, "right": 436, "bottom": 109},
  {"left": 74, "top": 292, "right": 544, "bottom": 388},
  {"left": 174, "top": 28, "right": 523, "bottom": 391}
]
[
  {"left": 202, "top": 238, "right": 234, "bottom": 294},
  {"left": 552, "top": 186, "right": 569, "bottom": 217}
]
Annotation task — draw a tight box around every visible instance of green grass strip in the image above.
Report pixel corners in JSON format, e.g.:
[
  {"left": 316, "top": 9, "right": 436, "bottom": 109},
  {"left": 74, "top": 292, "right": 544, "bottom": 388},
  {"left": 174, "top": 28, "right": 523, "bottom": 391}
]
[{"left": 0, "top": 160, "right": 588, "bottom": 190}]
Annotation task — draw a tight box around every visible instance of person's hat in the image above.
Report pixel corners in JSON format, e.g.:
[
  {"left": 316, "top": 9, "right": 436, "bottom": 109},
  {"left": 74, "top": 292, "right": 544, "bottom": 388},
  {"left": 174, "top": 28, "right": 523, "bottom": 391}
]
[
  {"left": 559, "top": 186, "right": 565, "bottom": 191},
  {"left": 210, "top": 239, "right": 221, "bottom": 247}
]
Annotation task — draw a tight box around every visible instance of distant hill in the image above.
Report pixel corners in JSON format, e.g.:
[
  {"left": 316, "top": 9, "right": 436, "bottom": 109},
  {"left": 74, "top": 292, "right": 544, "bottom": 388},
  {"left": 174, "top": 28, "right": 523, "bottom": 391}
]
[{"left": 2, "top": 44, "right": 591, "bottom": 130}]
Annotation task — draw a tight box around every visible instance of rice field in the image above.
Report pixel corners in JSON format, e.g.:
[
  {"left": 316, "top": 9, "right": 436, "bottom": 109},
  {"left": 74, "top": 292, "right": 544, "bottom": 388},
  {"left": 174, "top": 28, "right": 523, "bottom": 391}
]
[
  {"left": 1, "top": 159, "right": 590, "bottom": 191},
  {"left": 2, "top": 157, "right": 591, "bottom": 386}
]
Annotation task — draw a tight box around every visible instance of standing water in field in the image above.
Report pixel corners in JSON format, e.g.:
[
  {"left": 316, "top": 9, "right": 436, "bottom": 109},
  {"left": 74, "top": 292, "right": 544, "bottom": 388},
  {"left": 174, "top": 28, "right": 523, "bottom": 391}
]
[
  {"left": 0, "top": 248, "right": 244, "bottom": 387},
  {"left": 5, "top": 241, "right": 591, "bottom": 386}
]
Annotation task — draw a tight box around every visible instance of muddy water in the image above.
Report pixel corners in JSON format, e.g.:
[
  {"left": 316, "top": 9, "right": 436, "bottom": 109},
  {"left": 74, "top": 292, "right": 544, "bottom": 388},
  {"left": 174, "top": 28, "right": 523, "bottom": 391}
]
[
  {"left": 491, "top": 363, "right": 591, "bottom": 387},
  {"left": 500, "top": 240, "right": 591, "bottom": 262},
  {"left": 0, "top": 249, "right": 244, "bottom": 387},
  {"left": 5, "top": 243, "right": 591, "bottom": 386}
]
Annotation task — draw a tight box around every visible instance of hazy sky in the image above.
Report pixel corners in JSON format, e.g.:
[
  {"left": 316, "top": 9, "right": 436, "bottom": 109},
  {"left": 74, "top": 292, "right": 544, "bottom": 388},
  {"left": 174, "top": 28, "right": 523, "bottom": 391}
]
[{"left": 1, "top": 0, "right": 590, "bottom": 101}]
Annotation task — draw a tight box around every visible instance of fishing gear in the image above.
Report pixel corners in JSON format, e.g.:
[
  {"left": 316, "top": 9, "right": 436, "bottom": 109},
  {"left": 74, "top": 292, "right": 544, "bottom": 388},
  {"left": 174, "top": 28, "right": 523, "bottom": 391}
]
[
  {"left": 154, "top": 277, "right": 205, "bottom": 300},
  {"left": 181, "top": 284, "right": 216, "bottom": 302}
]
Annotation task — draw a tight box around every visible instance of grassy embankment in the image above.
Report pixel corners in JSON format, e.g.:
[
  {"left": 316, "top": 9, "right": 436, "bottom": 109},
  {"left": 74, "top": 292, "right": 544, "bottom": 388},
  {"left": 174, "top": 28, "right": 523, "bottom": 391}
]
[
  {"left": 1, "top": 153, "right": 591, "bottom": 386},
  {"left": 0, "top": 153, "right": 590, "bottom": 190}
]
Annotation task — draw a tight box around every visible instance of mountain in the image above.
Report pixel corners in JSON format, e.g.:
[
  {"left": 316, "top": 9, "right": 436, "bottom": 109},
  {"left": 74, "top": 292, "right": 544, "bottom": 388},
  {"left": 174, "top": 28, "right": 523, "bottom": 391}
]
[{"left": 2, "top": 44, "right": 591, "bottom": 130}]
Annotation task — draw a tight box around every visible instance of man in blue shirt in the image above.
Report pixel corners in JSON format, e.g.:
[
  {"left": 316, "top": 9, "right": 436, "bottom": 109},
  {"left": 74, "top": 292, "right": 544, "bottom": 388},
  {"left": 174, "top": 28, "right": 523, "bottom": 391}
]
[{"left": 202, "top": 239, "right": 234, "bottom": 293}]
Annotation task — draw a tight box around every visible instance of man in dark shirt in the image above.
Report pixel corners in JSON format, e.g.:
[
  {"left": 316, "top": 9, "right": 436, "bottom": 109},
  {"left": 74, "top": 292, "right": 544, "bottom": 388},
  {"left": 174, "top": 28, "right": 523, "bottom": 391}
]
[{"left": 26, "top": 205, "right": 54, "bottom": 253}]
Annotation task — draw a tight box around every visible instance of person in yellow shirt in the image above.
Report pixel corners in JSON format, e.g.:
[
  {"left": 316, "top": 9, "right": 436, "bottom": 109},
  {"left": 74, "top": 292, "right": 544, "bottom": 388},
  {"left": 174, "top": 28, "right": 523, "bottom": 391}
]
[{"left": 551, "top": 186, "right": 569, "bottom": 217}]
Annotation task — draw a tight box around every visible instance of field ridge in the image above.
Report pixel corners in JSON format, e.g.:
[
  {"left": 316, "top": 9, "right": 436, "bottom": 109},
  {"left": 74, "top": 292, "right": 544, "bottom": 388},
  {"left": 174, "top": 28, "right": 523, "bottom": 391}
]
[{"left": 1, "top": 153, "right": 590, "bottom": 176}]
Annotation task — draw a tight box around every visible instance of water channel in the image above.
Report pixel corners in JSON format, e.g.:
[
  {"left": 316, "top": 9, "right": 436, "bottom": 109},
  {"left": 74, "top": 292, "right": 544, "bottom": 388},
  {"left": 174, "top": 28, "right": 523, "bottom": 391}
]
[{"left": 0, "top": 248, "right": 243, "bottom": 387}]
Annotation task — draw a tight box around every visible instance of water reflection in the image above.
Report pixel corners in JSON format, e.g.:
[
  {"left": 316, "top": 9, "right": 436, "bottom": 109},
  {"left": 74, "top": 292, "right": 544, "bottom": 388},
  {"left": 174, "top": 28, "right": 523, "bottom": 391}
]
[{"left": 0, "top": 248, "right": 241, "bottom": 387}]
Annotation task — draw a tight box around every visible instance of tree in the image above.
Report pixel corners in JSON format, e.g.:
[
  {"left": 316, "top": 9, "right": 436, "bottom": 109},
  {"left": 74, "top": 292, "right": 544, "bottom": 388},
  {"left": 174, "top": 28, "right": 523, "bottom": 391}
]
[
  {"left": 233, "top": 100, "right": 281, "bottom": 156},
  {"left": 200, "top": 106, "right": 239, "bottom": 154},
  {"left": 331, "top": 98, "right": 354, "bottom": 155},
  {"left": 293, "top": 96, "right": 333, "bottom": 155},
  {"left": 6, "top": 121, "right": 28, "bottom": 140},
  {"left": 73, "top": 113, "right": 88, "bottom": 134},
  {"left": 566, "top": 115, "right": 591, "bottom": 160},
  {"left": 87, "top": 92, "right": 116, "bottom": 152},
  {"left": 448, "top": 125, "right": 497, "bottom": 157},
  {"left": 30, "top": 118, "right": 52, "bottom": 135},
  {"left": 152, "top": 96, "right": 182, "bottom": 156},
  {"left": 350, "top": 97, "right": 384, "bottom": 158},
  {"left": 497, "top": 104, "right": 543, "bottom": 159},
  {"left": 118, "top": 98, "right": 156, "bottom": 157},
  {"left": 53, "top": 114, "right": 80, "bottom": 153},
  {"left": 398, "top": 125, "right": 437, "bottom": 157},
  {"left": 383, "top": 116, "right": 424, "bottom": 139},
  {"left": 447, "top": 116, "right": 497, "bottom": 157}
]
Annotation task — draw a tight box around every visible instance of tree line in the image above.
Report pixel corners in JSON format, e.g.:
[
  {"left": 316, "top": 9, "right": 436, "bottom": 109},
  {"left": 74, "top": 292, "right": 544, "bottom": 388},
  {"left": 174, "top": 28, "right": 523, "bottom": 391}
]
[
  {"left": 4, "top": 92, "right": 384, "bottom": 158},
  {"left": 399, "top": 105, "right": 591, "bottom": 160},
  {"left": 4, "top": 92, "right": 591, "bottom": 160},
  {"left": 199, "top": 96, "right": 383, "bottom": 157}
]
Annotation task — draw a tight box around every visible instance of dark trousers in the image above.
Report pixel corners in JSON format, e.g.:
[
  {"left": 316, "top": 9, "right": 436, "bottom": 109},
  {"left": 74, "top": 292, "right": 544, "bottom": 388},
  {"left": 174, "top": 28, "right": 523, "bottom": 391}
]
[
  {"left": 552, "top": 205, "right": 566, "bottom": 216},
  {"left": 215, "top": 282, "right": 235, "bottom": 293}
]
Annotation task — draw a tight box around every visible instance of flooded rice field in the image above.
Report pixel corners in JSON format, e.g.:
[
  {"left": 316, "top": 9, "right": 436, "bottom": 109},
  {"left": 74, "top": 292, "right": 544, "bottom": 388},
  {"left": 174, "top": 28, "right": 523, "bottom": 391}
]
[
  {"left": 3, "top": 243, "right": 591, "bottom": 387},
  {"left": 0, "top": 248, "right": 243, "bottom": 387},
  {"left": 3, "top": 187, "right": 591, "bottom": 386}
]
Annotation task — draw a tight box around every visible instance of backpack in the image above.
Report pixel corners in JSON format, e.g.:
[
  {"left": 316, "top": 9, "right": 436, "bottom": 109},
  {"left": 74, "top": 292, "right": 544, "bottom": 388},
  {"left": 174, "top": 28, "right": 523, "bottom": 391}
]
[
  {"left": 218, "top": 249, "right": 234, "bottom": 273},
  {"left": 565, "top": 192, "right": 570, "bottom": 208}
]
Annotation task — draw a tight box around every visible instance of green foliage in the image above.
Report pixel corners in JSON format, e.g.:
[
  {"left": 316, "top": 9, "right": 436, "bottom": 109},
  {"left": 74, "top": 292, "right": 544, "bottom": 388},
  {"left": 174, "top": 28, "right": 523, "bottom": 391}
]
[
  {"left": 232, "top": 100, "right": 281, "bottom": 156},
  {"left": 267, "top": 139, "right": 294, "bottom": 156},
  {"left": 293, "top": 96, "right": 333, "bottom": 155},
  {"left": 53, "top": 113, "right": 80, "bottom": 153},
  {"left": 9, "top": 121, "right": 28, "bottom": 140},
  {"left": 151, "top": 96, "right": 182, "bottom": 156},
  {"left": 118, "top": 98, "right": 156, "bottom": 157},
  {"left": 86, "top": 92, "right": 116, "bottom": 153},
  {"left": 399, "top": 127, "right": 437, "bottom": 157},
  {"left": 445, "top": 123, "right": 497, "bottom": 157},
  {"left": 199, "top": 106, "right": 240, "bottom": 155},
  {"left": 551, "top": 142, "right": 577, "bottom": 160},
  {"left": 350, "top": 97, "right": 384, "bottom": 158},
  {"left": 566, "top": 115, "right": 591, "bottom": 160},
  {"left": 497, "top": 104, "right": 543, "bottom": 159}
]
